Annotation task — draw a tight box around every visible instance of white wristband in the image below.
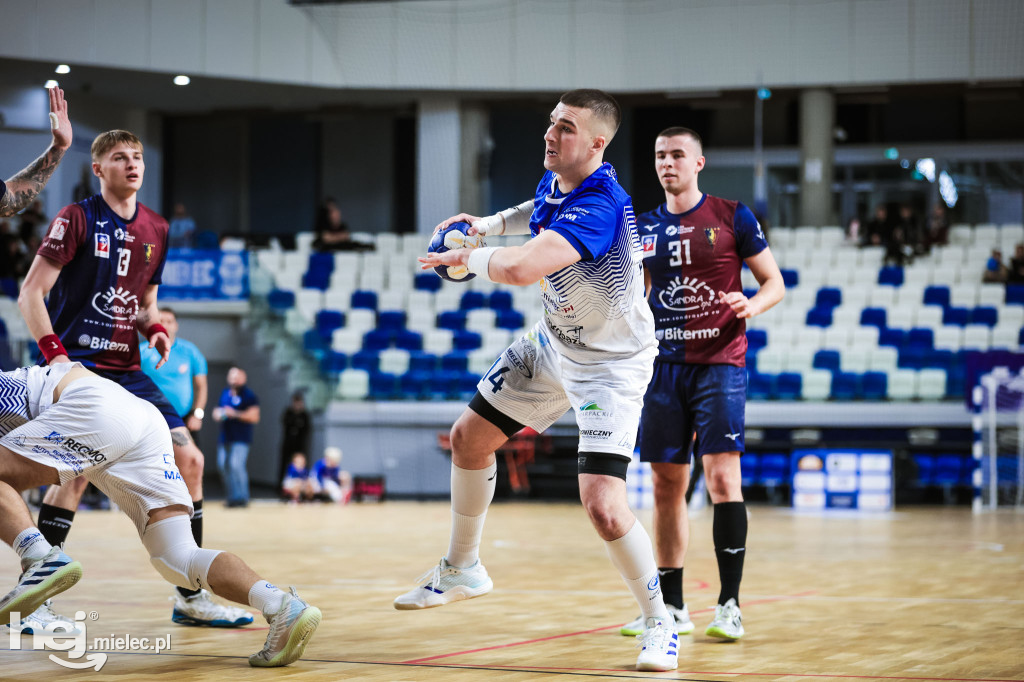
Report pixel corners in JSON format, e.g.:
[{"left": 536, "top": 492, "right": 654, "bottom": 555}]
[{"left": 467, "top": 246, "right": 501, "bottom": 282}]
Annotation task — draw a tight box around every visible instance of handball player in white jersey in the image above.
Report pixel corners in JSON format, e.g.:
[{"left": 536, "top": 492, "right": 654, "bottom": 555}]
[
  {"left": 401, "top": 89, "right": 679, "bottom": 672},
  {"left": 0, "top": 363, "right": 320, "bottom": 668}
]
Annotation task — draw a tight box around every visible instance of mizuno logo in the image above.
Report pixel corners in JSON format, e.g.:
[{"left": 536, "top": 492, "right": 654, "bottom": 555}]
[
  {"left": 642, "top": 222, "right": 659, "bottom": 231},
  {"left": 722, "top": 547, "right": 745, "bottom": 554},
  {"left": 725, "top": 433, "right": 740, "bottom": 441},
  {"left": 96, "top": 221, "right": 108, "bottom": 228}
]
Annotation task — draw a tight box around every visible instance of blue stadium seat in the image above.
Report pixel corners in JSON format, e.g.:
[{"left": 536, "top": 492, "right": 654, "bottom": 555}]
[
  {"left": 748, "top": 372, "right": 773, "bottom": 400},
  {"left": 496, "top": 309, "right": 526, "bottom": 330},
  {"left": 378, "top": 310, "right": 407, "bottom": 332},
  {"left": 414, "top": 273, "right": 442, "bottom": 292},
  {"left": 806, "top": 306, "right": 832, "bottom": 327},
  {"left": 302, "top": 329, "right": 327, "bottom": 356},
  {"left": 862, "top": 371, "right": 887, "bottom": 400},
  {"left": 307, "top": 251, "right": 334, "bottom": 274},
  {"left": 0, "top": 278, "right": 18, "bottom": 298},
  {"left": 878, "top": 266, "right": 904, "bottom": 286},
  {"left": 369, "top": 372, "right": 399, "bottom": 400},
  {"left": 351, "top": 350, "right": 380, "bottom": 373},
  {"left": 946, "top": 366, "right": 967, "bottom": 399},
  {"left": 878, "top": 328, "right": 905, "bottom": 348},
  {"left": 408, "top": 351, "right": 438, "bottom": 372},
  {"left": 780, "top": 269, "right": 799, "bottom": 287},
  {"left": 395, "top": 330, "right": 424, "bottom": 352},
  {"left": 913, "top": 454, "right": 935, "bottom": 486},
  {"left": 267, "top": 289, "right": 295, "bottom": 311},
  {"left": 831, "top": 372, "right": 861, "bottom": 400},
  {"left": 441, "top": 352, "right": 469, "bottom": 372},
  {"left": 860, "top": 307, "right": 887, "bottom": 328},
  {"left": 746, "top": 329, "right": 768, "bottom": 350},
  {"left": 923, "top": 349, "right": 955, "bottom": 371},
  {"left": 351, "top": 290, "right": 378, "bottom": 310},
  {"left": 923, "top": 285, "right": 951, "bottom": 308},
  {"left": 489, "top": 291, "right": 514, "bottom": 310},
  {"left": 740, "top": 453, "right": 760, "bottom": 488},
  {"left": 776, "top": 372, "right": 802, "bottom": 400},
  {"left": 399, "top": 371, "right": 433, "bottom": 400},
  {"left": 453, "top": 330, "right": 482, "bottom": 351},
  {"left": 815, "top": 287, "right": 842, "bottom": 308},
  {"left": 320, "top": 351, "right": 348, "bottom": 378},
  {"left": 437, "top": 310, "right": 467, "bottom": 331},
  {"left": 813, "top": 349, "right": 841, "bottom": 372},
  {"left": 315, "top": 310, "right": 345, "bottom": 337},
  {"left": 459, "top": 371, "right": 481, "bottom": 398},
  {"left": 460, "top": 291, "right": 487, "bottom": 310},
  {"left": 934, "top": 455, "right": 966, "bottom": 487},
  {"left": 942, "top": 306, "right": 969, "bottom": 326},
  {"left": 362, "top": 329, "right": 391, "bottom": 351},
  {"left": 743, "top": 287, "right": 758, "bottom": 300},
  {"left": 745, "top": 350, "right": 758, "bottom": 373},
  {"left": 1007, "top": 284, "right": 1024, "bottom": 305},
  {"left": 971, "top": 306, "right": 998, "bottom": 327},
  {"left": 758, "top": 454, "right": 789, "bottom": 487},
  {"left": 301, "top": 270, "right": 331, "bottom": 290},
  {"left": 898, "top": 347, "right": 927, "bottom": 370},
  {"left": 194, "top": 230, "right": 219, "bottom": 249},
  {"left": 907, "top": 327, "right": 934, "bottom": 349}
]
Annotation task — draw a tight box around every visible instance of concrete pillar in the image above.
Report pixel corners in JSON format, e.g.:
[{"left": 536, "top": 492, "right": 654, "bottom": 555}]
[
  {"left": 459, "top": 102, "right": 491, "bottom": 219},
  {"left": 799, "top": 88, "right": 834, "bottom": 227},
  {"left": 416, "top": 98, "right": 461, "bottom": 235}
]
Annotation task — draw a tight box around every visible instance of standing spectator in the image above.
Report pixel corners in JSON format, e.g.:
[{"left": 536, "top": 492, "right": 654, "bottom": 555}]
[
  {"left": 863, "top": 204, "right": 888, "bottom": 247},
  {"left": 140, "top": 307, "right": 208, "bottom": 440},
  {"left": 311, "top": 447, "right": 352, "bottom": 504},
  {"left": 895, "top": 204, "right": 924, "bottom": 256},
  {"left": 1008, "top": 244, "right": 1024, "bottom": 285},
  {"left": 924, "top": 203, "right": 950, "bottom": 250},
  {"left": 313, "top": 198, "right": 373, "bottom": 252},
  {"left": 282, "top": 453, "right": 315, "bottom": 503},
  {"left": 983, "top": 249, "right": 1009, "bottom": 284},
  {"left": 214, "top": 367, "right": 260, "bottom": 508},
  {"left": 279, "top": 391, "right": 311, "bottom": 484},
  {"left": 168, "top": 202, "right": 196, "bottom": 249}
]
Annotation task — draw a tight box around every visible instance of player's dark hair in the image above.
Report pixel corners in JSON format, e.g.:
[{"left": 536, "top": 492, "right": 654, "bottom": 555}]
[
  {"left": 657, "top": 126, "right": 703, "bottom": 153},
  {"left": 91, "top": 130, "right": 143, "bottom": 161},
  {"left": 559, "top": 89, "right": 621, "bottom": 140}
]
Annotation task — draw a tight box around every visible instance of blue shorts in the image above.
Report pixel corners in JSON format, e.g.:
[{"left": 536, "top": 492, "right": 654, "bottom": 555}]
[
  {"left": 92, "top": 368, "right": 186, "bottom": 431},
  {"left": 638, "top": 363, "right": 746, "bottom": 464}
]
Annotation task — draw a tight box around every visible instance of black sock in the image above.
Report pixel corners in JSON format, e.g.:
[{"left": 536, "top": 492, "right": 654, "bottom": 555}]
[
  {"left": 177, "top": 500, "right": 204, "bottom": 599},
  {"left": 712, "top": 501, "right": 747, "bottom": 606},
  {"left": 37, "top": 503, "right": 75, "bottom": 549},
  {"left": 659, "top": 567, "right": 684, "bottom": 609}
]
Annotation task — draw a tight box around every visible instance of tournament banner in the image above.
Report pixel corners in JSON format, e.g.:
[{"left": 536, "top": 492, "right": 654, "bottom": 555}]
[{"left": 159, "top": 250, "right": 249, "bottom": 301}]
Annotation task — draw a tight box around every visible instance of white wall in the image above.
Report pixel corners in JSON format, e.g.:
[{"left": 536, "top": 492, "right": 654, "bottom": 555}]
[{"left": 0, "top": 0, "right": 1020, "bottom": 93}]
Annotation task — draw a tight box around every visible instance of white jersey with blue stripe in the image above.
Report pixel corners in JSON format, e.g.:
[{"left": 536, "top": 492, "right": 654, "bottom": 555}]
[
  {"left": 527, "top": 163, "right": 655, "bottom": 362},
  {"left": 0, "top": 363, "right": 79, "bottom": 437}
]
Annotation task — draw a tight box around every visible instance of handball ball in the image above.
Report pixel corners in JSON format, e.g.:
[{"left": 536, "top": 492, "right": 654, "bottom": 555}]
[{"left": 428, "top": 221, "right": 485, "bottom": 282}]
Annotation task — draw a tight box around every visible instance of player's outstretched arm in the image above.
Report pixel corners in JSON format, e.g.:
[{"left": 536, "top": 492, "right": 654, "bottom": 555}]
[
  {"left": 18, "top": 256, "right": 70, "bottom": 363},
  {"left": 0, "top": 87, "right": 72, "bottom": 218},
  {"left": 420, "top": 228, "right": 580, "bottom": 287},
  {"left": 719, "top": 247, "right": 785, "bottom": 319}
]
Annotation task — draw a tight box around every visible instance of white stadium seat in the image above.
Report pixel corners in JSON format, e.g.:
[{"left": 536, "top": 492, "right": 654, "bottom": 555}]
[
  {"left": 336, "top": 369, "right": 370, "bottom": 400},
  {"left": 886, "top": 369, "right": 917, "bottom": 400},
  {"left": 916, "top": 369, "right": 947, "bottom": 400},
  {"left": 800, "top": 369, "right": 832, "bottom": 400}
]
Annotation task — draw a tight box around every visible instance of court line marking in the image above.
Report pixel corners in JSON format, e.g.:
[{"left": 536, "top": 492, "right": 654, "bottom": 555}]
[{"left": 401, "top": 591, "right": 818, "bottom": 664}]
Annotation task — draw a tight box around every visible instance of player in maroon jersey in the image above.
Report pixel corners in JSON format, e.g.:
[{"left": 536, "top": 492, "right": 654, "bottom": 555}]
[
  {"left": 620, "top": 127, "right": 784, "bottom": 641},
  {"left": 17, "top": 130, "right": 252, "bottom": 631}
]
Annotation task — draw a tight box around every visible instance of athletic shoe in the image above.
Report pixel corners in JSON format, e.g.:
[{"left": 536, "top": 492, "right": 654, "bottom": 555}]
[
  {"left": 249, "top": 588, "right": 322, "bottom": 668},
  {"left": 172, "top": 589, "right": 255, "bottom": 627},
  {"left": 0, "top": 547, "right": 82, "bottom": 625},
  {"left": 14, "top": 600, "right": 83, "bottom": 635},
  {"left": 393, "top": 558, "right": 493, "bottom": 610},
  {"left": 635, "top": 615, "right": 679, "bottom": 672},
  {"left": 621, "top": 604, "right": 694, "bottom": 636},
  {"left": 705, "top": 598, "right": 744, "bottom": 640}
]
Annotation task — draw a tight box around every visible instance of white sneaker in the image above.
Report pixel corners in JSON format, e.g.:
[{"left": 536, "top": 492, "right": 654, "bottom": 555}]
[
  {"left": 635, "top": 615, "right": 679, "bottom": 672},
  {"left": 621, "top": 604, "right": 694, "bottom": 636},
  {"left": 249, "top": 587, "right": 322, "bottom": 668},
  {"left": 705, "top": 598, "right": 744, "bottom": 640},
  {"left": 14, "top": 600, "right": 83, "bottom": 636},
  {"left": 0, "top": 547, "right": 82, "bottom": 624},
  {"left": 393, "top": 558, "right": 493, "bottom": 610},
  {"left": 171, "top": 589, "right": 254, "bottom": 627}
]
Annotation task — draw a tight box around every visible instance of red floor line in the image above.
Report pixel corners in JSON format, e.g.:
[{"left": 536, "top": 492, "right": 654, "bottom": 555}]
[{"left": 400, "top": 590, "right": 818, "bottom": 664}]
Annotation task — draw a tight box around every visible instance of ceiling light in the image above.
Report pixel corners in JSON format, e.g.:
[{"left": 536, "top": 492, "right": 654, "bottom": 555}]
[
  {"left": 173, "top": 75, "right": 190, "bottom": 86},
  {"left": 55, "top": 64, "right": 70, "bottom": 74},
  {"left": 44, "top": 80, "right": 58, "bottom": 89}
]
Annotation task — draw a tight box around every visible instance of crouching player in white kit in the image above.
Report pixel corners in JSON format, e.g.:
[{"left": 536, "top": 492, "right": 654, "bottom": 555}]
[
  {"left": 0, "top": 363, "right": 321, "bottom": 667},
  {"left": 402, "top": 89, "right": 679, "bottom": 672}
]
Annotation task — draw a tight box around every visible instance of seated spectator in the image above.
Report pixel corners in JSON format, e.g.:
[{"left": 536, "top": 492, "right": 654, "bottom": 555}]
[
  {"left": 168, "top": 202, "right": 196, "bottom": 249},
  {"left": 883, "top": 221, "right": 910, "bottom": 267},
  {"left": 864, "top": 204, "right": 888, "bottom": 246},
  {"left": 924, "top": 204, "right": 950, "bottom": 250},
  {"left": 896, "top": 204, "right": 924, "bottom": 255},
  {"left": 983, "top": 249, "right": 1009, "bottom": 283},
  {"left": 313, "top": 198, "right": 373, "bottom": 252},
  {"left": 311, "top": 446, "right": 353, "bottom": 504},
  {"left": 1008, "top": 244, "right": 1024, "bottom": 284},
  {"left": 282, "top": 452, "right": 315, "bottom": 504}
]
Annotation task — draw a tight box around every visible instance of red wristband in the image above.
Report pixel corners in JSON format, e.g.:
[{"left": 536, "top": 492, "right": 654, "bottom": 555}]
[
  {"left": 38, "top": 334, "right": 68, "bottom": 363},
  {"left": 145, "top": 323, "right": 168, "bottom": 340}
]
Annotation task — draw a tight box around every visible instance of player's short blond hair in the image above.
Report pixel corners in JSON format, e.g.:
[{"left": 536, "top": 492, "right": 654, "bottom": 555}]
[{"left": 91, "top": 130, "right": 143, "bottom": 162}]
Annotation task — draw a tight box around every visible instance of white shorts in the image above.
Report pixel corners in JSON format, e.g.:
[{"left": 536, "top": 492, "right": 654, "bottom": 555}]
[
  {"left": 0, "top": 378, "right": 192, "bottom": 535},
  {"left": 475, "top": 321, "right": 656, "bottom": 459}
]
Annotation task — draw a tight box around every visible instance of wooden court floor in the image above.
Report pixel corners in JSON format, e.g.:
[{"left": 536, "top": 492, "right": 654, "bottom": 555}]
[{"left": 1, "top": 500, "right": 1022, "bottom": 681}]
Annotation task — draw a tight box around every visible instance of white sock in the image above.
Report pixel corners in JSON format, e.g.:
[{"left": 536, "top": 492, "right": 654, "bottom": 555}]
[
  {"left": 605, "top": 519, "right": 669, "bottom": 623},
  {"left": 247, "top": 580, "right": 286, "bottom": 617},
  {"left": 13, "top": 527, "right": 52, "bottom": 570},
  {"left": 446, "top": 462, "right": 497, "bottom": 568}
]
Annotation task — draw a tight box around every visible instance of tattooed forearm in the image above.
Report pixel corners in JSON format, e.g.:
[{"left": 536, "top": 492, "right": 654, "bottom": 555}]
[
  {"left": 170, "top": 428, "right": 193, "bottom": 447},
  {"left": 0, "top": 145, "right": 67, "bottom": 217}
]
